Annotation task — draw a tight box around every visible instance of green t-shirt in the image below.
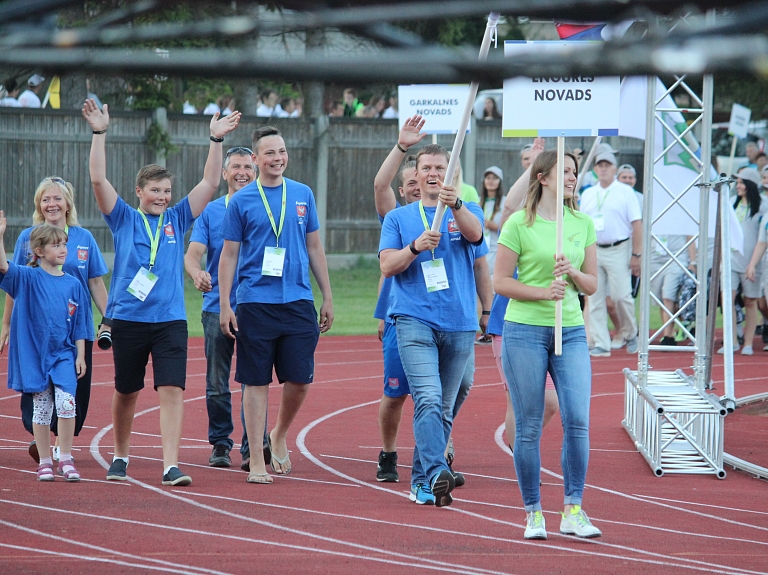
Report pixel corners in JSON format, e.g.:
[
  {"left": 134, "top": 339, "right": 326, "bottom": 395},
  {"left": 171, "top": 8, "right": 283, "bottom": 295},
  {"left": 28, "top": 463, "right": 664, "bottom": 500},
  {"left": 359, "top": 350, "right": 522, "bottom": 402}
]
[
  {"left": 498, "top": 209, "right": 596, "bottom": 327},
  {"left": 460, "top": 183, "right": 480, "bottom": 204}
]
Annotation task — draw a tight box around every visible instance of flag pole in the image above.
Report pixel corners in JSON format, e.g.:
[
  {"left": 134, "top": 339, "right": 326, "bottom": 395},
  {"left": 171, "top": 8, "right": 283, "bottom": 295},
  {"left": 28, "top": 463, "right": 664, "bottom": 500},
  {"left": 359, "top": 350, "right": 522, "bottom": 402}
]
[
  {"left": 431, "top": 12, "right": 500, "bottom": 232},
  {"left": 574, "top": 135, "right": 601, "bottom": 194},
  {"left": 555, "top": 135, "right": 565, "bottom": 355}
]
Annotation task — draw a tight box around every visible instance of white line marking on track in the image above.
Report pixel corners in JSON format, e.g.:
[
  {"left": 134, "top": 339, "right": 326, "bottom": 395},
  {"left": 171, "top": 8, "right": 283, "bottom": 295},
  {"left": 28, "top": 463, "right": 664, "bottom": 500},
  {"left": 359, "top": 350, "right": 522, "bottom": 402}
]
[
  {"left": 297, "top": 401, "right": 768, "bottom": 575},
  {"left": 631, "top": 494, "right": 768, "bottom": 516},
  {"left": 0, "top": 519, "right": 229, "bottom": 575}
]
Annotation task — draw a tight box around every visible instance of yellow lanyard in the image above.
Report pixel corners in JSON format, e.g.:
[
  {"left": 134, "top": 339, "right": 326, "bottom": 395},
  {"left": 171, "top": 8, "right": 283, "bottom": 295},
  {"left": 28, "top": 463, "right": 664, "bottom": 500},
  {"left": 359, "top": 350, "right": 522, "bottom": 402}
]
[
  {"left": 225, "top": 194, "right": 230, "bottom": 208},
  {"left": 418, "top": 201, "right": 446, "bottom": 260},
  {"left": 137, "top": 210, "right": 164, "bottom": 270},
  {"left": 256, "top": 178, "right": 287, "bottom": 247},
  {"left": 596, "top": 186, "right": 611, "bottom": 213},
  {"left": 736, "top": 200, "right": 748, "bottom": 223}
]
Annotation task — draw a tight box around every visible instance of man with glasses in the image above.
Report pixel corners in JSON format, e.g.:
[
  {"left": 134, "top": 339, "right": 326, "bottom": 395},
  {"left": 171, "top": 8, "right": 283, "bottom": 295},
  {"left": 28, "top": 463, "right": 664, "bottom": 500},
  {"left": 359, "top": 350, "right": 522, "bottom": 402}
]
[
  {"left": 184, "top": 146, "right": 266, "bottom": 471},
  {"left": 218, "top": 126, "right": 334, "bottom": 483}
]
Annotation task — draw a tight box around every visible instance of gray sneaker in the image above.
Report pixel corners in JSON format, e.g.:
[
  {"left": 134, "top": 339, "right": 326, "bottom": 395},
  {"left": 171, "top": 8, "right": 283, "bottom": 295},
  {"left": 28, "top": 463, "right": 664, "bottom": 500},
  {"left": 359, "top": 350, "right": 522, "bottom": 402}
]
[
  {"left": 626, "top": 336, "right": 639, "bottom": 354},
  {"left": 106, "top": 459, "right": 127, "bottom": 481},
  {"left": 589, "top": 347, "right": 611, "bottom": 357},
  {"left": 209, "top": 444, "right": 231, "bottom": 468}
]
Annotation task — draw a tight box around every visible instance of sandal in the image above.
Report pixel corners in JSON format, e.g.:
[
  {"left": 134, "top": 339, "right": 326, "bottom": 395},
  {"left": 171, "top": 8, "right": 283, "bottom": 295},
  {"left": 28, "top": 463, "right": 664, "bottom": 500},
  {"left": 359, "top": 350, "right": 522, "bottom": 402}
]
[
  {"left": 58, "top": 460, "right": 81, "bottom": 482},
  {"left": 267, "top": 432, "right": 291, "bottom": 475},
  {"left": 37, "top": 463, "right": 54, "bottom": 482},
  {"left": 246, "top": 472, "right": 273, "bottom": 484}
]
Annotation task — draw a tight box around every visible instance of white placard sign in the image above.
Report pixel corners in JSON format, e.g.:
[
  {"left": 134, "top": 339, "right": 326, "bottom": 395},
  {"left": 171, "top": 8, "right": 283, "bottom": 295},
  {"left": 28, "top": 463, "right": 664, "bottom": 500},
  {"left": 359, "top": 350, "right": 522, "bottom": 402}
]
[
  {"left": 398, "top": 84, "right": 471, "bottom": 134},
  {"left": 728, "top": 103, "right": 751, "bottom": 139},
  {"left": 502, "top": 41, "right": 620, "bottom": 137}
]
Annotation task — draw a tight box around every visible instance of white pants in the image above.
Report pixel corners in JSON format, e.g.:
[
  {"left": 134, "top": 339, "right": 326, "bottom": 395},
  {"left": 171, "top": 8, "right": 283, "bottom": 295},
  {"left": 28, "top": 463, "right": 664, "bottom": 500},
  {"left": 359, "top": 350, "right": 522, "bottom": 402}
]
[{"left": 589, "top": 241, "right": 638, "bottom": 351}]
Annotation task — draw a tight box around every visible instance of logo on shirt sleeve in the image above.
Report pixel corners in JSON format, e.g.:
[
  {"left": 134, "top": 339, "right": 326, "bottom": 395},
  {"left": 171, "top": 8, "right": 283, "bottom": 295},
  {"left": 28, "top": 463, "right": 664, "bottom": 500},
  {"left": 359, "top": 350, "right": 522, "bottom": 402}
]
[
  {"left": 296, "top": 202, "right": 307, "bottom": 224},
  {"left": 164, "top": 223, "right": 176, "bottom": 243}
]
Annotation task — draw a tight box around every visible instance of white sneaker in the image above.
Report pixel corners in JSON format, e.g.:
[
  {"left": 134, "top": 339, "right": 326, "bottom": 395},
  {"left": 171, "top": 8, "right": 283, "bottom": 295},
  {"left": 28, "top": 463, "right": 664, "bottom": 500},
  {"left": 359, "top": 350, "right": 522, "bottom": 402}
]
[
  {"left": 52, "top": 446, "right": 59, "bottom": 462},
  {"left": 763, "top": 344, "right": 768, "bottom": 352},
  {"left": 741, "top": 346, "right": 753, "bottom": 356},
  {"left": 610, "top": 336, "right": 625, "bottom": 350},
  {"left": 717, "top": 344, "right": 740, "bottom": 354},
  {"left": 560, "top": 506, "right": 602, "bottom": 538},
  {"left": 524, "top": 511, "right": 547, "bottom": 540}
]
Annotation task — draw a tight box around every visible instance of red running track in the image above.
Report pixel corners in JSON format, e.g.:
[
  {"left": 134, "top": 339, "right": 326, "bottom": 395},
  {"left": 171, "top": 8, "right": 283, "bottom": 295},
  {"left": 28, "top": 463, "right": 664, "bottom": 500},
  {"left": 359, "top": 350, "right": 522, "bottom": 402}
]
[{"left": 0, "top": 335, "right": 767, "bottom": 575}]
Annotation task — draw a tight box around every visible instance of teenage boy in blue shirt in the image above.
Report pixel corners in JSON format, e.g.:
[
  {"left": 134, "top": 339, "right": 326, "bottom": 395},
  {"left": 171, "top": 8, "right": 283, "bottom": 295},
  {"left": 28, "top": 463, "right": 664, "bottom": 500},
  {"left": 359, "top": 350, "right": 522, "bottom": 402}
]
[
  {"left": 218, "top": 126, "right": 333, "bottom": 483},
  {"left": 82, "top": 98, "right": 242, "bottom": 486},
  {"left": 379, "top": 143, "right": 484, "bottom": 507}
]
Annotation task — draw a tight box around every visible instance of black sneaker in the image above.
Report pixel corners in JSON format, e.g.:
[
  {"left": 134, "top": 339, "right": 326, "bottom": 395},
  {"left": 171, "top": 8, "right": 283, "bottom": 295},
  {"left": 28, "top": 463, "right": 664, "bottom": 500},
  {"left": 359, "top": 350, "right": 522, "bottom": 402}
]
[
  {"left": 660, "top": 336, "right": 677, "bottom": 346},
  {"left": 29, "top": 441, "right": 40, "bottom": 463},
  {"left": 451, "top": 470, "right": 466, "bottom": 488},
  {"left": 241, "top": 455, "right": 250, "bottom": 472},
  {"left": 431, "top": 469, "right": 455, "bottom": 508},
  {"left": 209, "top": 444, "right": 231, "bottom": 468},
  {"left": 162, "top": 466, "right": 192, "bottom": 486},
  {"left": 762, "top": 327, "right": 768, "bottom": 344},
  {"left": 106, "top": 459, "right": 128, "bottom": 481},
  {"left": 263, "top": 443, "right": 272, "bottom": 469},
  {"left": 376, "top": 450, "right": 399, "bottom": 482}
]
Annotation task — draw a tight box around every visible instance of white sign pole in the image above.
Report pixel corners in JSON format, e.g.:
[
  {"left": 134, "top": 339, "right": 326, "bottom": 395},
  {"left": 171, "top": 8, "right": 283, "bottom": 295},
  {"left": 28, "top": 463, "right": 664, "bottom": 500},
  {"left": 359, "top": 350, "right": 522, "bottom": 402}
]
[
  {"left": 727, "top": 137, "right": 738, "bottom": 180},
  {"left": 431, "top": 12, "right": 500, "bottom": 232},
  {"left": 727, "top": 103, "right": 751, "bottom": 177},
  {"left": 574, "top": 136, "right": 601, "bottom": 193},
  {"left": 555, "top": 136, "right": 565, "bottom": 355}
]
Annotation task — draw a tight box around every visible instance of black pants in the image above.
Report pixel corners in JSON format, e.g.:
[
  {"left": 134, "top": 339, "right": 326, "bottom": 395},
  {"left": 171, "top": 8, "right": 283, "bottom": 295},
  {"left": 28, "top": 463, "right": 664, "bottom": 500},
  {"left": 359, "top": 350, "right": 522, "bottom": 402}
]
[{"left": 21, "top": 340, "right": 94, "bottom": 437}]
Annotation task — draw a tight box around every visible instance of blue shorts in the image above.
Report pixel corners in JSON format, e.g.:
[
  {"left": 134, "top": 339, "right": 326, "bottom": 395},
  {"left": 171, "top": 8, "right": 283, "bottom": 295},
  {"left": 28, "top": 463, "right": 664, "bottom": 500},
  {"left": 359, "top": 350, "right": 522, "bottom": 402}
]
[
  {"left": 235, "top": 300, "right": 320, "bottom": 386},
  {"left": 382, "top": 322, "right": 410, "bottom": 398}
]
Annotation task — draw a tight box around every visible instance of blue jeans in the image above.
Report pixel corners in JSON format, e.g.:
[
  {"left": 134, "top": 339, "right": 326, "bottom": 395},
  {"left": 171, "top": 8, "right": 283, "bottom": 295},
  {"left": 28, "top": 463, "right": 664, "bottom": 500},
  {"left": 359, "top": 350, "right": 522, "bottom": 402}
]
[
  {"left": 395, "top": 316, "right": 474, "bottom": 486},
  {"left": 451, "top": 347, "right": 474, "bottom": 419},
  {"left": 202, "top": 312, "right": 250, "bottom": 454},
  {"left": 501, "top": 321, "right": 591, "bottom": 512}
]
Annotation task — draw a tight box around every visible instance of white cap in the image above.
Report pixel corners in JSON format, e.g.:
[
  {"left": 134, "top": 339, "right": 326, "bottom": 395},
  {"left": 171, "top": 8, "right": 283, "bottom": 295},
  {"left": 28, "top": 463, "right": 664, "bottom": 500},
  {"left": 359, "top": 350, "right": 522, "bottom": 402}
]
[
  {"left": 617, "top": 164, "right": 636, "bottom": 176},
  {"left": 484, "top": 166, "right": 503, "bottom": 181},
  {"left": 737, "top": 167, "right": 761, "bottom": 187},
  {"left": 27, "top": 74, "right": 45, "bottom": 87},
  {"left": 595, "top": 151, "right": 617, "bottom": 166},
  {"left": 595, "top": 142, "right": 618, "bottom": 155}
]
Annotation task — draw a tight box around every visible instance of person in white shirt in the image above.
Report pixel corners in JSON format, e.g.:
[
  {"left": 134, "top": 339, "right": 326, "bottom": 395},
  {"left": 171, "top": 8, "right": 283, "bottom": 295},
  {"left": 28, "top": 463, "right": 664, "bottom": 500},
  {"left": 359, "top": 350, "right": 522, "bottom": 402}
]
[
  {"left": 18, "top": 74, "right": 45, "bottom": 108},
  {"left": 0, "top": 78, "right": 21, "bottom": 107},
  {"left": 256, "top": 90, "right": 282, "bottom": 118},
  {"left": 381, "top": 95, "right": 398, "bottom": 119},
  {"left": 580, "top": 151, "right": 642, "bottom": 356}
]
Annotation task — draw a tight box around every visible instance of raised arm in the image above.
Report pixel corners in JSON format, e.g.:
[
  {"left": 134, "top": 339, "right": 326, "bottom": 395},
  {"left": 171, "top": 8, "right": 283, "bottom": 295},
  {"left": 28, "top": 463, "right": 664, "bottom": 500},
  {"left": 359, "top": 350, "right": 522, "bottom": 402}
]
[
  {"left": 307, "top": 230, "right": 334, "bottom": 333},
  {"left": 374, "top": 115, "right": 427, "bottom": 217},
  {"left": 82, "top": 99, "right": 118, "bottom": 215},
  {"left": 187, "top": 112, "right": 242, "bottom": 218}
]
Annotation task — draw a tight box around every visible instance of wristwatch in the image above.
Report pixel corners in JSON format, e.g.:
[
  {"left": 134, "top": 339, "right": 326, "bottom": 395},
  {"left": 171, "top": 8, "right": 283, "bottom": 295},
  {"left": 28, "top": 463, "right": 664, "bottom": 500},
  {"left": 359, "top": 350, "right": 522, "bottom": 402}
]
[{"left": 453, "top": 198, "right": 463, "bottom": 211}]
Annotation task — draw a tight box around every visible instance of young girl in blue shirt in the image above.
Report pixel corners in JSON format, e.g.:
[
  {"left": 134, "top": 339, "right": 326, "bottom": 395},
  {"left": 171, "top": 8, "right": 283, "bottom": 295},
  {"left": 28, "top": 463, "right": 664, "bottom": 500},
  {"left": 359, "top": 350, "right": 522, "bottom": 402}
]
[{"left": 0, "top": 215, "right": 89, "bottom": 481}]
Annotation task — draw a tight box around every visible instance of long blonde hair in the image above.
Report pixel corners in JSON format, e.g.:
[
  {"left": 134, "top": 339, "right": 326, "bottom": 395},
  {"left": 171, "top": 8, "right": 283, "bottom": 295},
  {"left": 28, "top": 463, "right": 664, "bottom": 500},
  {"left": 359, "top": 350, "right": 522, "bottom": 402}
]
[
  {"left": 523, "top": 149, "right": 580, "bottom": 226},
  {"left": 32, "top": 177, "right": 79, "bottom": 227},
  {"left": 28, "top": 224, "right": 68, "bottom": 267}
]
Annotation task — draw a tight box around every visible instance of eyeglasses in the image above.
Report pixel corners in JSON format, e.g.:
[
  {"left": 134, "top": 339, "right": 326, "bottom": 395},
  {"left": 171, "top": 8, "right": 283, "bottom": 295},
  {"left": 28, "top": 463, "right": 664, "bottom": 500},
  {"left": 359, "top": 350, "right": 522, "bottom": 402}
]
[{"left": 226, "top": 146, "right": 253, "bottom": 157}]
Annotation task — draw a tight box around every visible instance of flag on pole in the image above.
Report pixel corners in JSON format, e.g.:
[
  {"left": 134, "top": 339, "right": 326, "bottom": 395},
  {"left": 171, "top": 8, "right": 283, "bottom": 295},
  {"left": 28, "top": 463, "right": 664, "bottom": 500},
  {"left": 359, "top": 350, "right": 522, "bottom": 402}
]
[
  {"left": 42, "top": 75, "right": 60, "bottom": 109},
  {"left": 619, "top": 76, "right": 743, "bottom": 253}
]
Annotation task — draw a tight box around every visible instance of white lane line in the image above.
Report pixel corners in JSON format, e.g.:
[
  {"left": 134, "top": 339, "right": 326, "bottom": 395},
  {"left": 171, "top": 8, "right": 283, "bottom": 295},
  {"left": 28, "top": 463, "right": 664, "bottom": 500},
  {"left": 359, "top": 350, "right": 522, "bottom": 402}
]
[
  {"left": 0, "top": 519, "right": 229, "bottom": 575},
  {"left": 297, "top": 401, "right": 767, "bottom": 575},
  {"left": 87, "top": 397, "right": 519, "bottom": 575},
  {"left": 0, "top": 464, "right": 131, "bottom": 485},
  {"left": 631, "top": 495, "right": 768, "bottom": 516},
  {"left": 0, "top": 500, "right": 500, "bottom": 575}
]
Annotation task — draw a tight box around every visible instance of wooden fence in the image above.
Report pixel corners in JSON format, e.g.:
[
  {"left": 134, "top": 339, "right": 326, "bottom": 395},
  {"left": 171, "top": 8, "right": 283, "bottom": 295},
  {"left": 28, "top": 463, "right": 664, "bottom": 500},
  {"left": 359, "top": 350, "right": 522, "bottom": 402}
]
[{"left": 0, "top": 108, "right": 644, "bottom": 254}]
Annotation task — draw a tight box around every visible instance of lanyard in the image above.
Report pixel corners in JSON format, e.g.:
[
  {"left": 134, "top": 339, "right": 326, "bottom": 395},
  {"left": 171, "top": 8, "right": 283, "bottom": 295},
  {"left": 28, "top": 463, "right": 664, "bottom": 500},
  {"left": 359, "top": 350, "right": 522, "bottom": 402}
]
[
  {"left": 418, "top": 201, "right": 446, "bottom": 260},
  {"left": 256, "top": 178, "right": 287, "bottom": 247},
  {"left": 596, "top": 186, "right": 611, "bottom": 213},
  {"left": 137, "top": 209, "right": 164, "bottom": 270},
  {"left": 736, "top": 200, "right": 748, "bottom": 223},
  {"left": 57, "top": 224, "right": 69, "bottom": 271},
  {"left": 225, "top": 194, "right": 230, "bottom": 208}
]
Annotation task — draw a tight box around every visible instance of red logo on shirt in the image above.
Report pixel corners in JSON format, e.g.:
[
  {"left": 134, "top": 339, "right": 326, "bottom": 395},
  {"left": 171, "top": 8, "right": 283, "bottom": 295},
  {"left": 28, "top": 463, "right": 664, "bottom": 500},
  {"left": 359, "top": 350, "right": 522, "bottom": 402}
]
[
  {"left": 448, "top": 220, "right": 459, "bottom": 233},
  {"left": 67, "top": 299, "right": 78, "bottom": 317},
  {"left": 296, "top": 205, "right": 306, "bottom": 217},
  {"left": 164, "top": 223, "right": 175, "bottom": 238},
  {"left": 388, "top": 378, "right": 399, "bottom": 389},
  {"left": 77, "top": 249, "right": 88, "bottom": 261}
]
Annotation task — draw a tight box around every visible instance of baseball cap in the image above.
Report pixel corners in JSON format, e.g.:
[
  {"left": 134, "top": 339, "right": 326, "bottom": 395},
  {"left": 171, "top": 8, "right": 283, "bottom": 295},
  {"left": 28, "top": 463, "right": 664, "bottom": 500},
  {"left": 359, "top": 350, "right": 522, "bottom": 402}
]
[
  {"left": 595, "top": 142, "right": 618, "bottom": 155},
  {"left": 27, "top": 74, "right": 45, "bottom": 87},
  {"left": 617, "top": 164, "right": 636, "bottom": 176},
  {"left": 736, "top": 167, "right": 761, "bottom": 187},
  {"left": 595, "top": 151, "right": 617, "bottom": 166},
  {"left": 484, "top": 166, "right": 503, "bottom": 180}
]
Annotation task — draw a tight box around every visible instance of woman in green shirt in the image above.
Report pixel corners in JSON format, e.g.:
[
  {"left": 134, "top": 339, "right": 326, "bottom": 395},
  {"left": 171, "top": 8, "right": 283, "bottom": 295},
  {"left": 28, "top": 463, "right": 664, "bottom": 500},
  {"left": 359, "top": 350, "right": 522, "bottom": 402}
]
[{"left": 493, "top": 149, "right": 600, "bottom": 540}]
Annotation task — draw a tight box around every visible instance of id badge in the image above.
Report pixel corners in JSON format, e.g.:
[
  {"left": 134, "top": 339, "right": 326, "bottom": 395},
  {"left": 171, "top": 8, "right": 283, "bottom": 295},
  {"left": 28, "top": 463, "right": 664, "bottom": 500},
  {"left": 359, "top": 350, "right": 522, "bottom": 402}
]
[
  {"left": 127, "top": 267, "right": 159, "bottom": 301},
  {"left": 262, "top": 246, "right": 286, "bottom": 277},
  {"left": 593, "top": 214, "right": 605, "bottom": 232},
  {"left": 421, "top": 258, "right": 449, "bottom": 292}
]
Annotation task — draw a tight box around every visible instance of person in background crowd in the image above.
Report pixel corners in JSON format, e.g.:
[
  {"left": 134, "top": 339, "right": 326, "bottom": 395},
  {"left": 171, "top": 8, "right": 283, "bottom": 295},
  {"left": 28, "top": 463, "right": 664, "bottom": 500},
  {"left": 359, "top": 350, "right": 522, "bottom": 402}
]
[
  {"left": 520, "top": 144, "right": 534, "bottom": 171},
  {"left": 183, "top": 101, "right": 197, "bottom": 114},
  {"left": 381, "top": 94, "right": 398, "bottom": 119},
  {"left": 329, "top": 101, "right": 344, "bottom": 117},
  {"left": 221, "top": 97, "right": 235, "bottom": 116},
  {"left": 277, "top": 98, "right": 300, "bottom": 118},
  {"left": 482, "top": 97, "right": 501, "bottom": 120},
  {"left": 203, "top": 99, "right": 221, "bottom": 116},
  {"left": 18, "top": 74, "right": 45, "bottom": 108},
  {"left": 579, "top": 142, "right": 619, "bottom": 193},
  {"left": 343, "top": 88, "right": 364, "bottom": 117},
  {"left": 580, "top": 151, "right": 641, "bottom": 357},
  {"left": 724, "top": 168, "right": 767, "bottom": 355},
  {"left": 742, "top": 142, "right": 760, "bottom": 170},
  {"left": 755, "top": 152, "right": 768, "bottom": 173},
  {"left": 256, "top": 91, "right": 281, "bottom": 118},
  {"left": 479, "top": 166, "right": 505, "bottom": 277},
  {"left": 0, "top": 77, "right": 21, "bottom": 107}
]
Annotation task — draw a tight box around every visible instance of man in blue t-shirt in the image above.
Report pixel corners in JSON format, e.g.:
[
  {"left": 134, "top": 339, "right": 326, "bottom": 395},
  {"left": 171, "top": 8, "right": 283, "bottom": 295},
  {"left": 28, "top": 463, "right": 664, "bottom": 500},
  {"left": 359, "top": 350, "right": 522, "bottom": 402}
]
[
  {"left": 185, "top": 147, "right": 266, "bottom": 471},
  {"left": 379, "top": 143, "right": 484, "bottom": 507},
  {"left": 82, "top": 98, "right": 242, "bottom": 486},
  {"left": 218, "top": 126, "right": 334, "bottom": 483}
]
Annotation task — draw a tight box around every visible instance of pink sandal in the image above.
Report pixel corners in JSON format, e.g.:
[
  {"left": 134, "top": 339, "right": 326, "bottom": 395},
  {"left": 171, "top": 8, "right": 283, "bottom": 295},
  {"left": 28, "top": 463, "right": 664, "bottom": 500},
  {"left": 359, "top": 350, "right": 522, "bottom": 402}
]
[
  {"left": 57, "top": 460, "right": 80, "bottom": 482},
  {"left": 37, "top": 463, "right": 54, "bottom": 482}
]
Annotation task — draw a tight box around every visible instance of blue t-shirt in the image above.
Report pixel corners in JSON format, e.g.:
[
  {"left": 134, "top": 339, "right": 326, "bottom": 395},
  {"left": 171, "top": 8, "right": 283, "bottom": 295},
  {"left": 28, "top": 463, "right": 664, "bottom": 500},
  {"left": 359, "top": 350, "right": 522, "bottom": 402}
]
[
  {"left": 13, "top": 225, "right": 108, "bottom": 340},
  {"left": 221, "top": 178, "right": 319, "bottom": 305},
  {"left": 104, "top": 196, "right": 194, "bottom": 322},
  {"left": 189, "top": 196, "right": 239, "bottom": 312},
  {"left": 0, "top": 263, "right": 90, "bottom": 396},
  {"left": 378, "top": 201, "right": 484, "bottom": 332},
  {"left": 487, "top": 294, "right": 509, "bottom": 336}
]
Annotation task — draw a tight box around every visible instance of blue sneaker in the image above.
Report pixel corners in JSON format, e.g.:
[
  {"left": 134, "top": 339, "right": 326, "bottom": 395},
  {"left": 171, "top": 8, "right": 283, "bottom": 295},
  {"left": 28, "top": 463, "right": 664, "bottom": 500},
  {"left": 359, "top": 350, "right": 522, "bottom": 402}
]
[{"left": 409, "top": 483, "right": 435, "bottom": 505}]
